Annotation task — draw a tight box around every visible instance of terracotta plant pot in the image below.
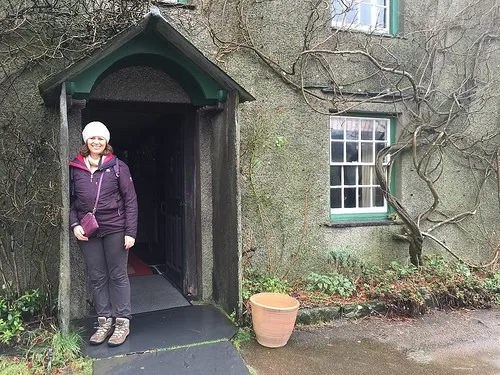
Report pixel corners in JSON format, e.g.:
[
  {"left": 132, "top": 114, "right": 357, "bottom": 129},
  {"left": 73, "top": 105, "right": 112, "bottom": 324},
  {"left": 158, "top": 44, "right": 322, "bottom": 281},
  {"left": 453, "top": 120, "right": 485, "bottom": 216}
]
[{"left": 249, "top": 292, "right": 300, "bottom": 348}]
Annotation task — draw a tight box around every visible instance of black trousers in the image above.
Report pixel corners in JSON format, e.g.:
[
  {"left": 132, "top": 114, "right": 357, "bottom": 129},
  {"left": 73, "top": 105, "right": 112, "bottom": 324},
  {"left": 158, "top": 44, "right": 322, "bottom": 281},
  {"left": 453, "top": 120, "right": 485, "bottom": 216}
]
[{"left": 79, "top": 231, "right": 131, "bottom": 319}]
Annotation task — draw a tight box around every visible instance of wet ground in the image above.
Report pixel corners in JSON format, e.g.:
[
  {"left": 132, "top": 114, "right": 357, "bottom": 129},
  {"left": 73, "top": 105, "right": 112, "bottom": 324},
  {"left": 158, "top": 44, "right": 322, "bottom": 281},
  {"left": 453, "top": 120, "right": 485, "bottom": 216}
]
[{"left": 240, "top": 308, "right": 500, "bottom": 375}]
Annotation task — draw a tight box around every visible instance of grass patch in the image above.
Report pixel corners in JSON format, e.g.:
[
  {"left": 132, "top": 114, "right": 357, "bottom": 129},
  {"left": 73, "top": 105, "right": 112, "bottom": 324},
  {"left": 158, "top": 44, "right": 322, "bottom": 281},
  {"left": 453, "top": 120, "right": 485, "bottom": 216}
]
[
  {"left": 0, "top": 325, "right": 92, "bottom": 375},
  {"left": 232, "top": 327, "right": 253, "bottom": 351}
]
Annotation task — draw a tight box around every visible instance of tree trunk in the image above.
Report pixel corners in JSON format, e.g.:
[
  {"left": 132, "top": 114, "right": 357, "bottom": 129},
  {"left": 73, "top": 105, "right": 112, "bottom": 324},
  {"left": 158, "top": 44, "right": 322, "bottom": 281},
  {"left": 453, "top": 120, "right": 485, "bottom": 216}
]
[
  {"left": 375, "top": 144, "right": 424, "bottom": 267},
  {"left": 409, "top": 236, "right": 424, "bottom": 267}
]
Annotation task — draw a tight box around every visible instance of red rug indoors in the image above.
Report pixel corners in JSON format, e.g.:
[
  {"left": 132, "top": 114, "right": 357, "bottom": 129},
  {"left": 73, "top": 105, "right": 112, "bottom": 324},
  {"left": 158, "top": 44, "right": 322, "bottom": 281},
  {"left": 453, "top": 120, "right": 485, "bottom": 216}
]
[{"left": 127, "top": 252, "right": 153, "bottom": 277}]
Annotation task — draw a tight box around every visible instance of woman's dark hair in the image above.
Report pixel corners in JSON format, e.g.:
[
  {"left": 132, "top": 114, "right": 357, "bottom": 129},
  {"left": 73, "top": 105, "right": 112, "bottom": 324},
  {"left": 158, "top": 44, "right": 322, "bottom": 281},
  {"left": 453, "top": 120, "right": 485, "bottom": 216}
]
[{"left": 78, "top": 142, "right": 114, "bottom": 157}]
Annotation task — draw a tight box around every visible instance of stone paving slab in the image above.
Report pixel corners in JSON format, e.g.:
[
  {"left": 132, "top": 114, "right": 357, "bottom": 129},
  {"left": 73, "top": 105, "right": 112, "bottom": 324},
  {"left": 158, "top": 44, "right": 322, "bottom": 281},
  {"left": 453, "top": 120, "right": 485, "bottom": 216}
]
[
  {"left": 93, "top": 341, "right": 250, "bottom": 375},
  {"left": 72, "top": 305, "right": 238, "bottom": 359}
]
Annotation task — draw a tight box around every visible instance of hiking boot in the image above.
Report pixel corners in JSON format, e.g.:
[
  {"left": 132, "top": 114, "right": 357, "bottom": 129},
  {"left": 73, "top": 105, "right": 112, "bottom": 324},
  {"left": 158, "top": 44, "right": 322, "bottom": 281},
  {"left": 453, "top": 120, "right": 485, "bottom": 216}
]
[
  {"left": 108, "top": 317, "right": 130, "bottom": 347},
  {"left": 89, "top": 317, "right": 113, "bottom": 345}
]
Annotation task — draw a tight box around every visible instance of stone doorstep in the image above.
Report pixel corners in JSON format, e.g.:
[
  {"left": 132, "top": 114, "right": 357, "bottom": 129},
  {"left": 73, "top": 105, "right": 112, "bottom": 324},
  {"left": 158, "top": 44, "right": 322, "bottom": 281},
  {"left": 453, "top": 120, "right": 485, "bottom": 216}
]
[{"left": 296, "top": 301, "right": 387, "bottom": 325}]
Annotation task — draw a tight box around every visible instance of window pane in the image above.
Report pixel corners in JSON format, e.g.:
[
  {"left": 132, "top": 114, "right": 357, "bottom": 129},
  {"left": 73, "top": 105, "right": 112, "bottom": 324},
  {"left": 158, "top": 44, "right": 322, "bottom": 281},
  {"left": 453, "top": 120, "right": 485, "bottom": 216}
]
[
  {"left": 334, "top": 0, "right": 354, "bottom": 12},
  {"left": 332, "top": 0, "right": 343, "bottom": 13},
  {"left": 331, "top": 142, "right": 344, "bottom": 162},
  {"left": 345, "top": 118, "right": 359, "bottom": 140},
  {"left": 360, "top": 120, "right": 373, "bottom": 140},
  {"left": 330, "top": 188, "right": 341, "bottom": 208},
  {"left": 346, "top": 142, "right": 358, "bottom": 162},
  {"left": 359, "top": 3, "right": 371, "bottom": 25},
  {"left": 376, "top": 0, "right": 387, "bottom": 5},
  {"left": 345, "top": 6, "right": 358, "bottom": 24},
  {"left": 359, "top": 165, "right": 372, "bottom": 185},
  {"left": 330, "top": 117, "right": 345, "bottom": 139},
  {"left": 373, "top": 187, "right": 385, "bottom": 206},
  {"left": 344, "top": 166, "right": 357, "bottom": 185},
  {"left": 360, "top": 143, "right": 373, "bottom": 162},
  {"left": 360, "top": 131, "right": 372, "bottom": 140},
  {"left": 375, "top": 120, "right": 387, "bottom": 140},
  {"left": 330, "top": 166, "right": 341, "bottom": 186},
  {"left": 331, "top": 129, "right": 344, "bottom": 140},
  {"left": 344, "top": 188, "right": 357, "bottom": 208},
  {"left": 376, "top": 8, "right": 386, "bottom": 27},
  {"left": 359, "top": 187, "right": 371, "bottom": 208},
  {"left": 336, "top": 0, "right": 358, "bottom": 23},
  {"left": 375, "top": 142, "right": 386, "bottom": 159}
]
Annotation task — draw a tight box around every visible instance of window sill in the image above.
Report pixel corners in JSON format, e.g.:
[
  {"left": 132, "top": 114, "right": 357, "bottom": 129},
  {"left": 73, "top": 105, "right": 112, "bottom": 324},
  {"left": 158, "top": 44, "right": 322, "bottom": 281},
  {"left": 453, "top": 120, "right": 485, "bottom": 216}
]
[
  {"left": 330, "top": 27, "right": 405, "bottom": 40},
  {"left": 325, "top": 219, "right": 399, "bottom": 228}
]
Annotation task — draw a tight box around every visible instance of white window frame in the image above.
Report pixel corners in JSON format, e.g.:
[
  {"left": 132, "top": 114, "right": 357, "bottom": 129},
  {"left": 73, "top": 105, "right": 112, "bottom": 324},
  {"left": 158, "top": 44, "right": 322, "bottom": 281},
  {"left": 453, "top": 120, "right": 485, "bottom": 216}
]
[
  {"left": 329, "top": 115, "right": 391, "bottom": 215},
  {"left": 331, "top": 0, "right": 391, "bottom": 34}
]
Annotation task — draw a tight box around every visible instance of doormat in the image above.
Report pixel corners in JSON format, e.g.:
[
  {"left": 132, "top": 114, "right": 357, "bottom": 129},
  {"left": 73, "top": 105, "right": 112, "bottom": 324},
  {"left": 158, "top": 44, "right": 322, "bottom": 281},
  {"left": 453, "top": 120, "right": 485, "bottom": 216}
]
[
  {"left": 74, "top": 305, "right": 239, "bottom": 360},
  {"left": 127, "top": 252, "right": 153, "bottom": 277},
  {"left": 93, "top": 341, "right": 250, "bottom": 375}
]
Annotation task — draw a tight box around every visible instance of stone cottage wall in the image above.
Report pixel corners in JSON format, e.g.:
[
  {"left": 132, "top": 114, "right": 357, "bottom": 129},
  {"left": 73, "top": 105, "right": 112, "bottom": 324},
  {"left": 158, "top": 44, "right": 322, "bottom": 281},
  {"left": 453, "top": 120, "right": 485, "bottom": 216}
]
[
  {"left": 0, "top": 0, "right": 498, "bottom": 304},
  {"left": 179, "top": 0, "right": 500, "bottom": 277}
]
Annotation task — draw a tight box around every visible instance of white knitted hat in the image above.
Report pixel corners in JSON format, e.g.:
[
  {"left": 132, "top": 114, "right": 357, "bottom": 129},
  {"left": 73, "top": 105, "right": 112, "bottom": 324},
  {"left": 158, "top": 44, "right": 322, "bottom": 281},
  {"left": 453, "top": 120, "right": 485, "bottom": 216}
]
[{"left": 82, "top": 121, "right": 110, "bottom": 143}]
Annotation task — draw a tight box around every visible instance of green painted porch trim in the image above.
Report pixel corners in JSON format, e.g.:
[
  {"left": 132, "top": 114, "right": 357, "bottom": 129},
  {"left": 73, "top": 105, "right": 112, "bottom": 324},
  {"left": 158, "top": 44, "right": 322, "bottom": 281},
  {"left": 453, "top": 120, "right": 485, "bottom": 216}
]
[
  {"left": 66, "top": 33, "right": 224, "bottom": 106},
  {"left": 329, "top": 113, "right": 398, "bottom": 223},
  {"left": 389, "top": 0, "right": 399, "bottom": 36}
]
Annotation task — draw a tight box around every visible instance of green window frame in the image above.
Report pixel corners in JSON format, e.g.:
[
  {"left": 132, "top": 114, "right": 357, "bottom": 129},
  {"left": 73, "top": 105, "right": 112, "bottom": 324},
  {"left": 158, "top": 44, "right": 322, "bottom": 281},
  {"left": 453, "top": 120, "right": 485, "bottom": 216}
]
[
  {"left": 331, "top": 0, "right": 399, "bottom": 36},
  {"left": 329, "top": 114, "right": 396, "bottom": 222}
]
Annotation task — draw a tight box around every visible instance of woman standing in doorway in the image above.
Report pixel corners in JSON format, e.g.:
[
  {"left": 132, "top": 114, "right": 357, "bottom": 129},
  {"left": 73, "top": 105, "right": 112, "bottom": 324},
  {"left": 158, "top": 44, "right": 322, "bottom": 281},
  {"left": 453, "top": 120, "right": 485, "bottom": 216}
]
[{"left": 70, "top": 121, "right": 138, "bottom": 347}]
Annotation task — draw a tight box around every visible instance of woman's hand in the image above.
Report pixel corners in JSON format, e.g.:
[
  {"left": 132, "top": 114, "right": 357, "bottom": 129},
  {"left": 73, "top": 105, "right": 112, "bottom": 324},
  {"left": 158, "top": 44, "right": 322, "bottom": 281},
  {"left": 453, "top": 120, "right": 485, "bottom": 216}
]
[
  {"left": 124, "top": 236, "right": 135, "bottom": 250},
  {"left": 73, "top": 225, "right": 89, "bottom": 241}
]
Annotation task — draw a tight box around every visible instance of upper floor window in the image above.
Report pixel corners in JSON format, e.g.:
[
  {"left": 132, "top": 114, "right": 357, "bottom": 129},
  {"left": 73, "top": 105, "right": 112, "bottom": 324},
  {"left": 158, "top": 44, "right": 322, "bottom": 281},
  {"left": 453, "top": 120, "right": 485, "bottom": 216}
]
[
  {"left": 329, "top": 115, "right": 394, "bottom": 220},
  {"left": 331, "top": 0, "right": 398, "bottom": 35}
]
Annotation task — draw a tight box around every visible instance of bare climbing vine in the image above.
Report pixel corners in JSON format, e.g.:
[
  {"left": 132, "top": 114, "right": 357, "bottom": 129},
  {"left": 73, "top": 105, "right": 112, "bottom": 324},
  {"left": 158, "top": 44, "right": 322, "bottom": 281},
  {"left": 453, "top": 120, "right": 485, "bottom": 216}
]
[
  {"left": 0, "top": 0, "right": 162, "bottom": 296},
  {"left": 202, "top": 0, "right": 500, "bottom": 268}
]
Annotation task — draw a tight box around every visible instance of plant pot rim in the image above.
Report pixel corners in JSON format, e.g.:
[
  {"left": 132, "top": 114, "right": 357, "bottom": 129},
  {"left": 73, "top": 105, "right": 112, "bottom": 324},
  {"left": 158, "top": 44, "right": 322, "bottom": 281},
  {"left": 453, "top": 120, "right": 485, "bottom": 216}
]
[{"left": 250, "top": 292, "right": 300, "bottom": 311}]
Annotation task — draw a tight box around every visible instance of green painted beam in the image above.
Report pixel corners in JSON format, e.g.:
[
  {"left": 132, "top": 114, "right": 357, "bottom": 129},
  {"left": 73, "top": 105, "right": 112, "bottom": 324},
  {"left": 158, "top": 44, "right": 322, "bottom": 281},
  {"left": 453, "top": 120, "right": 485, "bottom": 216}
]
[{"left": 67, "top": 33, "right": 224, "bottom": 106}]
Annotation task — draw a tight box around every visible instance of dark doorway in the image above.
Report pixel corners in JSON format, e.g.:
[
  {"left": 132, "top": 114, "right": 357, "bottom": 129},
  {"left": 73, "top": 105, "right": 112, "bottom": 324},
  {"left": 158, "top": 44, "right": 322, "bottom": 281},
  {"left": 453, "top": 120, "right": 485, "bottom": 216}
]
[{"left": 82, "top": 101, "right": 197, "bottom": 297}]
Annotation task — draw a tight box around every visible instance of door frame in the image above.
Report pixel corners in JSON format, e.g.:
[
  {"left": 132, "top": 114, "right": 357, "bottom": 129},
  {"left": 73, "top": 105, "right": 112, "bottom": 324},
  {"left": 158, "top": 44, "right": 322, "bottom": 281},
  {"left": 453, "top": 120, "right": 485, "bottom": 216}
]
[
  {"left": 180, "top": 111, "right": 199, "bottom": 298},
  {"left": 83, "top": 100, "right": 200, "bottom": 299}
]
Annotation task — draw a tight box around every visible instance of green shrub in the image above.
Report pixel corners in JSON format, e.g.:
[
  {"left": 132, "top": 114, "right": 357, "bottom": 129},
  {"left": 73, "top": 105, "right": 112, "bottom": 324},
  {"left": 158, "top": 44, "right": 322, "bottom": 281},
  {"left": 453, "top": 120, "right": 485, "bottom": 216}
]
[
  {"left": 0, "top": 328, "right": 89, "bottom": 375},
  {"left": 327, "top": 246, "right": 365, "bottom": 276},
  {"left": 241, "top": 255, "right": 500, "bottom": 319},
  {"left": 0, "top": 309, "right": 24, "bottom": 344},
  {"left": 0, "top": 289, "right": 45, "bottom": 344},
  {"left": 363, "top": 255, "right": 499, "bottom": 316},
  {"left": 14, "top": 289, "right": 43, "bottom": 317},
  {"left": 242, "top": 274, "right": 290, "bottom": 300},
  {"left": 482, "top": 270, "right": 500, "bottom": 305},
  {"left": 306, "top": 271, "right": 356, "bottom": 297}
]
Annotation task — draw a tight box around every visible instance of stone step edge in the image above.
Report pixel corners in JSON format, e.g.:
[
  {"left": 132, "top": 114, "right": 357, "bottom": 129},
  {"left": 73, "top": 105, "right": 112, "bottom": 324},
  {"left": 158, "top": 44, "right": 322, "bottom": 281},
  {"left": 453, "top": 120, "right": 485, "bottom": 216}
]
[{"left": 296, "top": 301, "right": 387, "bottom": 325}]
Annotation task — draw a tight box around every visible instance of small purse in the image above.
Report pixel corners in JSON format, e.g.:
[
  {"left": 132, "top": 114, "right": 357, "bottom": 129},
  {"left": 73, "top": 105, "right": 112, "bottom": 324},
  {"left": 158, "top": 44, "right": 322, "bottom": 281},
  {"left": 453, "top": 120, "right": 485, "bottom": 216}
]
[
  {"left": 80, "top": 212, "right": 99, "bottom": 237},
  {"left": 80, "top": 174, "right": 103, "bottom": 237}
]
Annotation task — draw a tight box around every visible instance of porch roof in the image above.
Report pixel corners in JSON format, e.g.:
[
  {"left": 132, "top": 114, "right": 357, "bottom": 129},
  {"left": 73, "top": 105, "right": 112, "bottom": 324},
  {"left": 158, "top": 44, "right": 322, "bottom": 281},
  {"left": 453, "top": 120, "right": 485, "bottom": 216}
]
[{"left": 39, "top": 7, "right": 254, "bottom": 106}]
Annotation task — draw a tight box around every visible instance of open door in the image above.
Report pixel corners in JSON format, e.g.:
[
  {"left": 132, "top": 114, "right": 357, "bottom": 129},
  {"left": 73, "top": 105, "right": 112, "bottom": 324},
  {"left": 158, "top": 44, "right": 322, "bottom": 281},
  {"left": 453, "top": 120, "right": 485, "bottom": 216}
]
[
  {"left": 82, "top": 104, "right": 194, "bottom": 295},
  {"left": 158, "top": 121, "right": 184, "bottom": 287}
]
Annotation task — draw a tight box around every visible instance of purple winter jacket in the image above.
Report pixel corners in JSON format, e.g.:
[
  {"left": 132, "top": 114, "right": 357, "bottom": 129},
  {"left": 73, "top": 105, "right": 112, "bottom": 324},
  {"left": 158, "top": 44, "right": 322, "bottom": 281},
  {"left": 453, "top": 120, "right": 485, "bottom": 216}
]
[{"left": 69, "top": 154, "right": 138, "bottom": 238}]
